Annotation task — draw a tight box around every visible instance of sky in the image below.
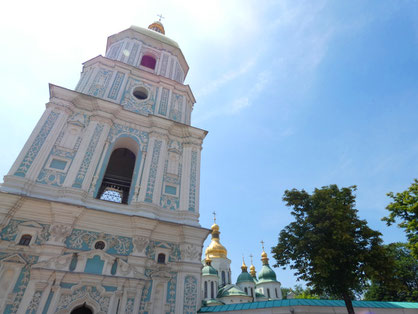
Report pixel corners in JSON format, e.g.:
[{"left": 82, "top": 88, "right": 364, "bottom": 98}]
[{"left": 0, "top": 0, "right": 417, "bottom": 289}]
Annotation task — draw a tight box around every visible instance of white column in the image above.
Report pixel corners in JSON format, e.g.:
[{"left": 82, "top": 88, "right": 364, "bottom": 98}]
[{"left": 179, "top": 144, "right": 192, "bottom": 212}]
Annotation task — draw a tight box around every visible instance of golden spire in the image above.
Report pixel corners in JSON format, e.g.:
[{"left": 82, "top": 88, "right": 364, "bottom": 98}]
[
  {"left": 261, "top": 240, "right": 269, "bottom": 265},
  {"left": 241, "top": 255, "right": 248, "bottom": 272},
  {"left": 205, "top": 212, "right": 227, "bottom": 259},
  {"left": 249, "top": 253, "right": 257, "bottom": 277}
]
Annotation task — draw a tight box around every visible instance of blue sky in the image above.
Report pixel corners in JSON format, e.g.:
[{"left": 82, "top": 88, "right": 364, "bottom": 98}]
[{"left": 0, "top": 0, "right": 417, "bottom": 289}]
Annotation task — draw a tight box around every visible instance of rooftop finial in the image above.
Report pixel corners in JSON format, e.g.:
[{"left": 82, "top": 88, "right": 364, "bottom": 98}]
[
  {"left": 157, "top": 14, "right": 165, "bottom": 22},
  {"left": 212, "top": 211, "right": 217, "bottom": 223},
  {"left": 250, "top": 254, "right": 253, "bottom": 265},
  {"left": 261, "top": 240, "right": 265, "bottom": 252}
]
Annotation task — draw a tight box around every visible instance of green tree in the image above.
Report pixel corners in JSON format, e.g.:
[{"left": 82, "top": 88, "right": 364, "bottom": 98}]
[
  {"left": 272, "top": 185, "right": 390, "bottom": 314},
  {"left": 382, "top": 179, "right": 418, "bottom": 259},
  {"left": 293, "top": 284, "right": 321, "bottom": 299},
  {"left": 364, "top": 242, "right": 418, "bottom": 302}
]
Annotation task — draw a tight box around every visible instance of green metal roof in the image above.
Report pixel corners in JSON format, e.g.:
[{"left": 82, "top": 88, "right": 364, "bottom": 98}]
[
  {"left": 257, "top": 264, "right": 277, "bottom": 283},
  {"left": 236, "top": 271, "right": 254, "bottom": 284},
  {"left": 202, "top": 265, "right": 218, "bottom": 276},
  {"left": 198, "top": 299, "right": 418, "bottom": 312},
  {"left": 217, "top": 285, "right": 248, "bottom": 298}
]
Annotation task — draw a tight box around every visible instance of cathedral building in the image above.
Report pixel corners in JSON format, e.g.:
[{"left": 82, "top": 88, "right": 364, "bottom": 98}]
[{"left": 0, "top": 19, "right": 417, "bottom": 314}]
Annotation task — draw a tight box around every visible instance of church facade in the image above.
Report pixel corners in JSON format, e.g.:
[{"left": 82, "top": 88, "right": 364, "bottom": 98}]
[{"left": 0, "top": 21, "right": 209, "bottom": 313}]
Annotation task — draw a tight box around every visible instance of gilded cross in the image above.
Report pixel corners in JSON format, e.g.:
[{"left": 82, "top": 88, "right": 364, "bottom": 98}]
[
  {"left": 212, "top": 211, "right": 216, "bottom": 223},
  {"left": 250, "top": 254, "right": 253, "bottom": 264},
  {"left": 261, "top": 240, "right": 265, "bottom": 251}
]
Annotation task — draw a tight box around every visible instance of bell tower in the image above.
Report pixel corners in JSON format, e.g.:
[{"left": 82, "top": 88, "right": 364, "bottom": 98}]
[{"left": 0, "top": 21, "right": 209, "bottom": 314}]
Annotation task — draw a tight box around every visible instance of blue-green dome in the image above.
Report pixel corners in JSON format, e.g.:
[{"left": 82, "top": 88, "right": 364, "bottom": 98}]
[
  {"left": 202, "top": 264, "right": 218, "bottom": 276},
  {"left": 257, "top": 264, "right": 277, "bottom": 283},
  {"left": 236, "top": 271, "right": 255, "bottom": 284}
]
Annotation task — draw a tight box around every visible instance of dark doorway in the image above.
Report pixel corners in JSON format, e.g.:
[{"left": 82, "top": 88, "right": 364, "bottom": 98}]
[
  {"left": 71, "top": 303, "right": 93, "bottom": 314},
  {"left": 97, "top": 148, "right": 136, "bottom": 204}
]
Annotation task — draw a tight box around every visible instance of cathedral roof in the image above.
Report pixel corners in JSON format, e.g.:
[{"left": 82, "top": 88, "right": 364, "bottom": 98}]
[{"left": 202, "top": 257, "right": 218, "bottom": 276}]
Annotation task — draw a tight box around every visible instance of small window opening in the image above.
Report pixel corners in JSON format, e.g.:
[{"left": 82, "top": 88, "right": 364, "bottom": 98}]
[
  {"left": 267, "top": 288, "right": 271, "bottom": 298},
  {"left": 97, "top": 148, "right": 136, "bottom": 204},
  {"left": 157, "top": 253, "right": 166, "bottom": 264},
  {"left": 275, "top": 288, "right": 278, "bottom": 298},
  {"left": 211, "top": 281, "right": 214, "bottom": 299},
  {"left": 133, "top": 86, "right": 148, "bottom": 100},
  {"left": 94, "top": 241, "right": 105, "bottom": 250},
  {"left": 221, "top": 271, "right": 226, "bottom": 286},
  {"left": 18, "top": 234, "right": 32, "bottom": 246},
  {"left": 244, "top": 287, "right": 248, "bottom": 295},
  {"left": 204, "top": 281, "right": 208, "bottom": 298},
  {"left": 140, "top": 55, "right": 156, "bottom": 70},
  {"left": 251, "top": 287, "right": 254, "bottom": 298}
]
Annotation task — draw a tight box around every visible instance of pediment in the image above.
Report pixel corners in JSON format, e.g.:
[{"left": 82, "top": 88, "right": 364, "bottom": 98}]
[
  {"left": 20, "top": 221, "right": 43, "bottom": 229},
  {"left": 2, "top": 254, "right": 27, "bottom": 264}
]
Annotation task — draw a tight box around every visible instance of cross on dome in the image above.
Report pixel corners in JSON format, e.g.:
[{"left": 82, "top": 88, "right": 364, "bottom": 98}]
[
  {"left": 212, "top": 211, "right": 217, "bottom": 223},
  {"left": 157, "top": 14, "right": 165, "bottom": 22}
]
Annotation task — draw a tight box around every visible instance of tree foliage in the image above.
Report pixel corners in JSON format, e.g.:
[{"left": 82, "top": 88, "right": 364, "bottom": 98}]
[
  {"left": 364, "top": 242, "right": 418, "bottom": 302},
  {"left": 382, "top": 179, "right": 418, "bottom": 259},
  {"left": 272, "top": 185, "right": 390, "bottom": 314}
]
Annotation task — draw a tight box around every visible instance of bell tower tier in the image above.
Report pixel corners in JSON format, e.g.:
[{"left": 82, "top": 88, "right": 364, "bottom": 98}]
[
  {"left": 2, "top": 24, "right": 206, "bottom": 227},
  {"left": 0, "top": 22, "right": 209, "bottom": 314}
]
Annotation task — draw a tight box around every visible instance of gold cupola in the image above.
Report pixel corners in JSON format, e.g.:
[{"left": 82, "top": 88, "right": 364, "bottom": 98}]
[
  {"left": 205, "top": 215, "right": 228, "bottom": 259},
  {"left": 148, "top": 15, "right": 165, "bottom": 35},
  {"left": 250, "top": 254, "right": 257, "bottom": 278}
]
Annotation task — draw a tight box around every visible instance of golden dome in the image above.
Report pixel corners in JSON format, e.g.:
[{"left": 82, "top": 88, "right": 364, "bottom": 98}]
[
  {"left": 148, "top": 20, "right": 165, "bottom": 35},
  {"left": 261, "top": 251, "right": 267, "bottom": 258},
  {"left": 241, "top": 258, "right": 248, "bottom": 272},
  {"left": 205, "top": 221, "right": 227, "bottom": 259}
]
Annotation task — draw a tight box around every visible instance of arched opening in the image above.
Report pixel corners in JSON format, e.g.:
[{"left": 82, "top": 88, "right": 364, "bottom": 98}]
[
  {"left": 97, "top": 148, "right": 136, "bottom": 204},
  {"left": 204, "top": 281, "right": 208, "bottom": 298},
  {"left": 18, "top": 234, "right": 32, "bottom": 246},
  {"left": 71, "top": 303, "right": 93, "bottom": 314},
  {"left": 157, "top": 253, "right": 166, "bottom": 264},
  {"left": 244, "top": 287, "right": 248, "bottom": 295},
  {"left": 140, "top": 55, "right": 156, "bottom": 70},
  {"left": 210, "top": 281, "right": 214, "bottom": 299},
  {"left": 221, "top": 271, "right": 226, "bottom": 286},
  {"left": 267, "top": 288, "right": 271, "bottom": 298}
]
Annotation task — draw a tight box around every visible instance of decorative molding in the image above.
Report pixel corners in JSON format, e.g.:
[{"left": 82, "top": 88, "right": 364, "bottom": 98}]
[
  {"left": 188, "top": 150, "right": 198, "bottom": 212},
  {"left": 72, "top": 123, "right": 104, "bottom": 188},
  {"left": 55, "top": 285, "right": 110, "bottom": 313},
  {"left": 183, "top": 275, "right": 198, "bottom": 314},
  {"left": 108, "top": 71, "right": 125, "bottom": 101},
  {"left": 132, "top": 236, "right": 149, "bottom": 254},
  {"left": 65, "top": 229, "right": 133, "bottom": 256},
  {"left": 145, "top": 140, "right": 162, "bottom": 203},
  {"left": 14, "top": 111, "right": 60, "bottom": 177},
  {"left": 145, "top": 240, "right": 181, "bottom": 262},
  {"left": 49, "top": 224, "right": 72, "bottom": 244}
]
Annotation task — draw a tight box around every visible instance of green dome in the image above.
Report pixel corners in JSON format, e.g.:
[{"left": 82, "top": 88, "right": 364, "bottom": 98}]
[
  {"left": 257, "top": 264, "right": 277, "bottom": 283},
  {"left": 217, "top": 285, "right": 248, "bottom": 298},
  {"left": 202, "top": 264, "right": 218, "bottom": 276},
  {"left": 236, "top": 271, "right": 255, "bottom": 284}
]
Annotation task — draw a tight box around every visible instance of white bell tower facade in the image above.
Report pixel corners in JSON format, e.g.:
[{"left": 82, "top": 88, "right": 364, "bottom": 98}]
[{"left": 0, "top": 21, "right": 209, "bottom": 314}]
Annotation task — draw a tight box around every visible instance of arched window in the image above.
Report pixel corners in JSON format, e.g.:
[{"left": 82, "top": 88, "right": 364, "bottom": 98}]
[
  {"left": 204, "top": 281, "right": 208, "bottom": 298},
  {"left": 97, "top": 147, "right": 136, "bottom": 204},
  {"left": 18, "top": 234, "right": 32, "bottom": 246},
  {"left": 211, "top": 281, "right": 214, "bottom": 299},
  {"left": 221, "top": 271, "right": 226, "bottom": 286},
  {"left": 157, "top": 253, "right": 166, "bottom": 264},
  {"left": 228, "top": 270, "right": 231, "bottom": 284},
  {"left": 244, "top": 287, "right": 248, "bottom": 295},
  {"left": 267, "top": 288, "right": 271, "bottom": 298},
  {"left": 275, "top": 288, "right": 278, "bottom": 298},
  {"left": 251, "top": 287, "right": 254, "bottom": 297},
  {"left": 140, "top": 55, "right": 156, "bottom": 70}
]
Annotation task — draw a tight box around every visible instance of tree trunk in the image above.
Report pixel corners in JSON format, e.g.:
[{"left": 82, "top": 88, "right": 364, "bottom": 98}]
[{"left": 342, "top": 293, "right": 355, "bottom": 314}]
